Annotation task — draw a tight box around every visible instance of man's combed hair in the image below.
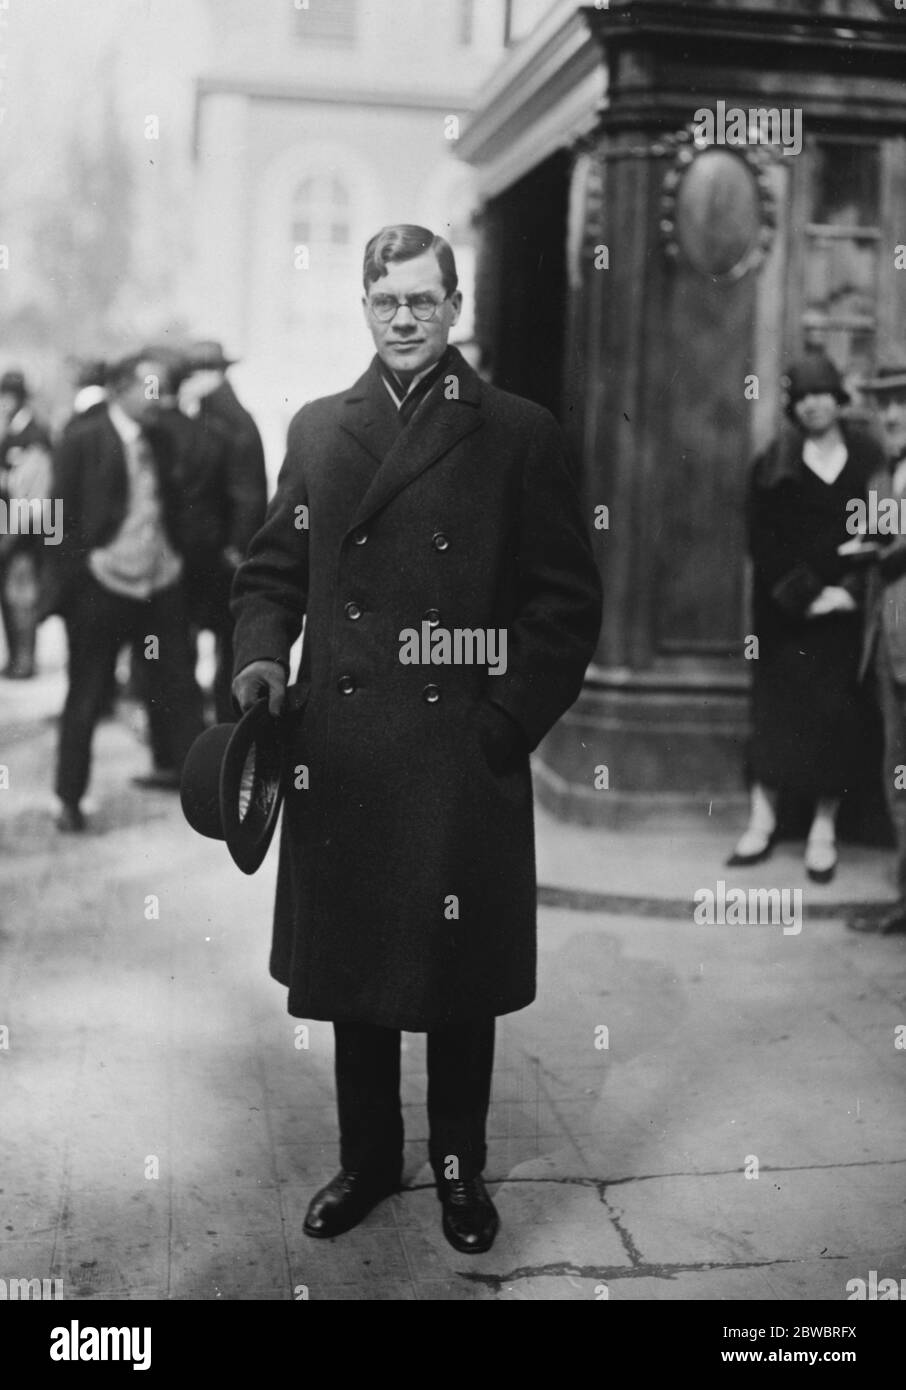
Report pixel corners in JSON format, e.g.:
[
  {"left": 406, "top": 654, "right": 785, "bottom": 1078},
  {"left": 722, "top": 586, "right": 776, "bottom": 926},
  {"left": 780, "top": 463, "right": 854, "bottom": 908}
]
[{"left": 363, "top": 224, "right": 458, "bottom": 297}]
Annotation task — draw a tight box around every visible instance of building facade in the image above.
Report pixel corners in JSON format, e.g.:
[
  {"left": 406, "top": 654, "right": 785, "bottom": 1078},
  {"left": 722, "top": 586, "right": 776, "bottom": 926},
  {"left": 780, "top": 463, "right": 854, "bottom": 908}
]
[
  {"left": 191, "top": 0, "right": 507, "bottom": 469},
  {"left": 459, "top": 0, "right": 906, "bottom": 823}
]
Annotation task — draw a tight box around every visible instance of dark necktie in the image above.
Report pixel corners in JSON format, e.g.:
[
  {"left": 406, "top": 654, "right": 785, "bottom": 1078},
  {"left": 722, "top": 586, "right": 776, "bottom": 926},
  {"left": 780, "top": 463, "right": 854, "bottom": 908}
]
[{"left": 383, "top": 351, "right": 450, "bottom": 427}]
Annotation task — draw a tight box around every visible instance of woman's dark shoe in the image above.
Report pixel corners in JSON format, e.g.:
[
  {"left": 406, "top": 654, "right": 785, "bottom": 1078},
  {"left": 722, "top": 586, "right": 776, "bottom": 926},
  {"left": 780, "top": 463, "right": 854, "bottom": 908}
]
[
  {"left": 805, "top": 834, "right": 837, "bottom": 884},
  {"left": 55, "top": 803, "right": 85, "bottom": 833},
  {"left": 303, "top": 1169, "right": 400, "bottom": 1239},
  {"left": 437, "top": 1175, "right": 499, "bottom": 1254},
  {"left": 725, "top": 828, "right": 775, "bottom": 868}
]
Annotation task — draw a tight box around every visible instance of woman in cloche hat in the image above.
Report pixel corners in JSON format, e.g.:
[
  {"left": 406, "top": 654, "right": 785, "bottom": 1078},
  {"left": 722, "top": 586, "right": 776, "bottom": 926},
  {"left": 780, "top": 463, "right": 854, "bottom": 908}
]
[{"left": 727, "top": 350, "right": 884, "bottom": 883}]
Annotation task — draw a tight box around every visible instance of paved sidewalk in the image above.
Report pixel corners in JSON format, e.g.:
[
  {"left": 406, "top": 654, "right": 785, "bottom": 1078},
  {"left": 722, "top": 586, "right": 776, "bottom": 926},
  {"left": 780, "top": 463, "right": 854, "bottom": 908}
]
[{"left": 1, "top": 663, "right": 905, "bottom": 1300}]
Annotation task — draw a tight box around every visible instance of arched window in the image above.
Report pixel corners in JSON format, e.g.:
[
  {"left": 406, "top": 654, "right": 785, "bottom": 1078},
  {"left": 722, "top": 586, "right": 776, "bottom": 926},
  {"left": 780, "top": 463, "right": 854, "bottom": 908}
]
[
  {"left": 291, "top": 174, "right": 350, "bottom": 258},
  {"left": 284, "top": 168, "right": 360, "bottom": 341},
  {"left": 250, "top": 142, "right": 378, "bottom": 399}
]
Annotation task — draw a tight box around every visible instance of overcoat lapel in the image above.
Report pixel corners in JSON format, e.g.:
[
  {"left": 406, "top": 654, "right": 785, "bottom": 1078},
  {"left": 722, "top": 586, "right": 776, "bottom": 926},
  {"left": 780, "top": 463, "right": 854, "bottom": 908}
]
[
  {"left": 98, "top": 414, "right": 129, "bottom": 508},
  {"left": 340, "top": 348, "right": 484, "bottom": 531},
  {"left": 338, "top": 362, "right": 402, "bottom": 467}
]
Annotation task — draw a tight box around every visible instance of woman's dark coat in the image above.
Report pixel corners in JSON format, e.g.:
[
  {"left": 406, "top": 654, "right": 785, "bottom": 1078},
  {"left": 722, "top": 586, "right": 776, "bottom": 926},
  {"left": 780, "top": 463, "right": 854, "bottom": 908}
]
[
  {"left": 747, "top": 420, "right": 883, "bottom": 798},
  {"left": 231, "top": 348, "right": 602, "bottom": 1031}
]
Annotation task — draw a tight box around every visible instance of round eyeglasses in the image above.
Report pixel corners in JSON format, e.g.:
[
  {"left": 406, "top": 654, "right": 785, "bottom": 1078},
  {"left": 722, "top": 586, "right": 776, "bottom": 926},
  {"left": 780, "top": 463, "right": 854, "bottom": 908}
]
[{"left": 367, "top": 292, "right": 449, "bottom": 323}]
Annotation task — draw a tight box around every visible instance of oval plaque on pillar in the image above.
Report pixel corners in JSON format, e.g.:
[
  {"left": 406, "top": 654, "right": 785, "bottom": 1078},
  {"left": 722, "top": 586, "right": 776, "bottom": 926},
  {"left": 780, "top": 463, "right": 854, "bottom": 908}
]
[{"left": 661, "top": 143, "right": 775, "bottom": 282}]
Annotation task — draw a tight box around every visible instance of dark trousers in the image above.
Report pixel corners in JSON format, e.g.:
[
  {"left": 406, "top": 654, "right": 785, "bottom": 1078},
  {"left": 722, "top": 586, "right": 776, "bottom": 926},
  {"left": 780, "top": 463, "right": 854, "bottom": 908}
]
[
  {"left": 334, "top": 1019, "right": 495, "bottom": 1183},
  {"left": 875, "top": 638, "right": 906, "bottom": 899},
  {"left": 56, "top": 571, "right": 204, "bottom": 806},
  {"left": 0, "top": 543, "right": 40, "bottom": 675},
  {"left": 186, "top": 565, "right": 235, "bottom": 724}
]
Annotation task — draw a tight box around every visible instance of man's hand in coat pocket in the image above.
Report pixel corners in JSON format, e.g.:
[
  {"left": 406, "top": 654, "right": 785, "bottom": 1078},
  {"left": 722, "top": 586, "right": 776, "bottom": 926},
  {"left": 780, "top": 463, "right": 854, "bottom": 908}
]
[
  {"left": 472, "top": 699, "right": 527, "bottom": 774},
  {"left": 232, "top": 660, "right": 286, "bottom": 716}
]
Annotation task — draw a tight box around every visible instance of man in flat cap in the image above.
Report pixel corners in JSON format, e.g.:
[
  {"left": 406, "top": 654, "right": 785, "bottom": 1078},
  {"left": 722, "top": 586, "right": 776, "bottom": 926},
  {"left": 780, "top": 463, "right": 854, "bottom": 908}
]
[
  {"left": 230, "top": 225, "right": 602, "bottom": 1253},
  {"left": 179, "top": 341, "right": 269, "bottom": 719}
]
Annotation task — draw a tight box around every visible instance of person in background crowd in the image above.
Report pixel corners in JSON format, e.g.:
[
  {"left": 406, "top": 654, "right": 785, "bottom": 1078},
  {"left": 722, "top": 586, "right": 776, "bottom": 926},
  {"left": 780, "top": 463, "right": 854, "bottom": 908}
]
[
  {"left": 63, "top": 358, "right": 108, "bottom": 434},
  {"left": 179, "top": 338, "right": 268, "bottom": 526},
  {"left": 0, "top": 369, "right": 53, "bottom": 679},
  {"left": 152, "top": 344, "right": 268, "bottom": 723},
  {"left": 849, "top": 361, "right": 906, "bottom": 935},
  {"left": 728, "top": 351, "right": 883, "bottom": 883},
  {"left": 45, "top": 352, "right": 204, "bottom": 830}
]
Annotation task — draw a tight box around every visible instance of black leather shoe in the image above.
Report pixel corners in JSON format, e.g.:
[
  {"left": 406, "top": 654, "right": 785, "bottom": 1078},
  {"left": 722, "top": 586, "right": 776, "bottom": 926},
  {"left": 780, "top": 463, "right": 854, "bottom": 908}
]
[
  {"left": 438, "top": 1175, "right": 499, "bottom": 1254},
  {"left": 303, "top": 1169, "right": 400, "bottom": 1239},
  {"left": 56, "top": 803, "right": 85, "bottom": 833}
]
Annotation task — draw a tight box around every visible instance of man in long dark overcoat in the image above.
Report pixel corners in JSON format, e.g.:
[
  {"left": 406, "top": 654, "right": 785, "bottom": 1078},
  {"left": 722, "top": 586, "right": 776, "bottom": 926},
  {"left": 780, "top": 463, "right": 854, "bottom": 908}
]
[{"left": 231, "top": 224, "right": 602, "bottom": 1253}]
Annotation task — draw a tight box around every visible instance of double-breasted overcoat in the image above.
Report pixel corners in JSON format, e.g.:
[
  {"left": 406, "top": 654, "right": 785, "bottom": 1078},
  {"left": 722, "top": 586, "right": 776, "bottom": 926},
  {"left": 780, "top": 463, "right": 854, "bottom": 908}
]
[{"left": 231, "top": 348, "right": 602, "bottom": 1030}]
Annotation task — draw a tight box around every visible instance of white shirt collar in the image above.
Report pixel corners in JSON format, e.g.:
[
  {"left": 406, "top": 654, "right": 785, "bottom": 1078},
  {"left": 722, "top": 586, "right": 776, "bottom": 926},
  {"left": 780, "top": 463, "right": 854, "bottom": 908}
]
[
  {"left": 74, "top": 385, "right": 107, "bottom": 413},
  {"left": 107, "top": 400, "right": 142, "bottom": 445},
  {"left": 802, "top": 437, "right": 848, "bottom": 485}
]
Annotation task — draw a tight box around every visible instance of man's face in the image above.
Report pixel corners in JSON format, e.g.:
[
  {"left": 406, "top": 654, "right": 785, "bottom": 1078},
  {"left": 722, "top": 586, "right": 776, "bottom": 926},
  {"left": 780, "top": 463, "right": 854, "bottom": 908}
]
[
  {"left": 876, "top": 390, "right": 906, "bottom": 461},
  {"left": 793, "top": 391, "right": 839, "bottom": 436},
  {"left": 363, "top": 250, "right": 461, "bottom": 382},
  {"left": 116, "top": 360, "right": 164, "bottom": 426}
]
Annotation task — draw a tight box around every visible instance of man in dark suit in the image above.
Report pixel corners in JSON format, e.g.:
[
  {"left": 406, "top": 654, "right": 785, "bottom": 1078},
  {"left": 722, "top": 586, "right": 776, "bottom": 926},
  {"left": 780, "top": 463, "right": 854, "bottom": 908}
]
[
  {"left": 47, "top": 353, "right": 204, "bottom": 831},
  {"left": 0, "top": 369, "right": 53, "bottom": 679},
  {"left": 850, "top": 361, "right": 906, "bottom": 935},
  {"left": 231, "top": 225, "right": 602, "bottom": 1253},
  {"left": 148, "top": 348, "right": 268, "bottom": 723},
  {"left": 61, "top": 358, "right": 108, "bottom": 436},
  {"left": 179, "top": 339, "right": 268, "bottom": 544}
]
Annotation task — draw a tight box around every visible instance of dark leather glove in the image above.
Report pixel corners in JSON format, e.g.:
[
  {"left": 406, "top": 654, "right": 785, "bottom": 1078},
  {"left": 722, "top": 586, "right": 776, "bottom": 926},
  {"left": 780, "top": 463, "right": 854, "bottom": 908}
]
[{"left": 472, "top": 699, "right": 527, "bottom": 774}]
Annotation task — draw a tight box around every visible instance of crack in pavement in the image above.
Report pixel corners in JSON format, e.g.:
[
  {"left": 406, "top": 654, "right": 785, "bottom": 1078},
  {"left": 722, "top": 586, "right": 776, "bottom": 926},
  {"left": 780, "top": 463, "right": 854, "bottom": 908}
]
[
  {"left": 404, "top": 1153, "right": 906, "bottom": 1197},
  {"left": 595, "top": 1182, "right": 644, "bottom": 1267},
  {"left": 455, "top": 1252, "right": 837, "bottom": 1293}
]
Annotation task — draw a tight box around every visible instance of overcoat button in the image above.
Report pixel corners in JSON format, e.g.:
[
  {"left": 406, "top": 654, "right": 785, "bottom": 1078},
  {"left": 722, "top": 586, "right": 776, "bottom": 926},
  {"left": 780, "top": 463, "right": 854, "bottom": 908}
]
[
  {"left": 352, "top": 528, "right": 368, "bottom": 546},
  {"left": 337, "top": 675, "right": 356, "bottom": 695},
  {"left": 422, "top": 684, "right": 441, "bottom": 704},
  {"left": 344, "top": 601, "right": 362, "bottom": 621},
  {"left": 423, "top": 608, "right": 440, "bottom": 626},
  {"left": 432, "top": 532, "right": 449, "bottom": 552}
]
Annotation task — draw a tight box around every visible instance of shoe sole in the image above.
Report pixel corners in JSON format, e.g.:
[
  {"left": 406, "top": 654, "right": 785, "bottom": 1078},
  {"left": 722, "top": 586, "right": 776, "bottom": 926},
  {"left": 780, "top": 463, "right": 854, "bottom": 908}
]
[
  {"left": 725, "top": 836, "right": 775, "bottom": 867},
  {"left": 725, "top": 850, "right": 773, "bottom": 868}
]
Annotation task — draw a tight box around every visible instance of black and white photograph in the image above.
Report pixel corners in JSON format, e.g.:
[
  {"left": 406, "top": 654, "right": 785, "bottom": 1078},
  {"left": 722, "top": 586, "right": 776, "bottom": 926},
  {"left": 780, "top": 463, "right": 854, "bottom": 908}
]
[{"left": 1, "top": 0, "right": 905, "bottom": 1348}]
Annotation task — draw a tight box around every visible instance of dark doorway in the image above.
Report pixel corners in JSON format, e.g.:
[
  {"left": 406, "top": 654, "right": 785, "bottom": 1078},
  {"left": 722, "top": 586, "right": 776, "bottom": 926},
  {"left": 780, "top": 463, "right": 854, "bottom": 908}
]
[{"left": 473, "top": 150, "right": 571, "bottom": 419}]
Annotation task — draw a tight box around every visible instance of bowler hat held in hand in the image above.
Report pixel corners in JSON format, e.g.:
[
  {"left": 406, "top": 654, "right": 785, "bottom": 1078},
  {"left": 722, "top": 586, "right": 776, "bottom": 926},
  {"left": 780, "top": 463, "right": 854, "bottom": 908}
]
[{"left": 180, "top": 696, "right": 297, "bottom": 874}]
